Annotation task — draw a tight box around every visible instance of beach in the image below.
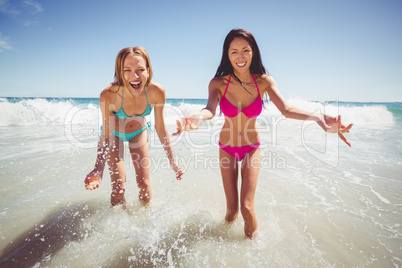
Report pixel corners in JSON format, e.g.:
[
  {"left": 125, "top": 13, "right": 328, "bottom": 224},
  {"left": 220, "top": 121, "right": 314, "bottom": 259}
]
[{"left": 0, "top": 97, "right": 401, "bottom": 267}]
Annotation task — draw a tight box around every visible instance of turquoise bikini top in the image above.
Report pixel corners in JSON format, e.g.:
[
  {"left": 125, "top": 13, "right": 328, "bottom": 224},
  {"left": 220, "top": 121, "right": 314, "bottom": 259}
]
[{"left": 113, "top": 87, "right": 152, "bottom": 119}]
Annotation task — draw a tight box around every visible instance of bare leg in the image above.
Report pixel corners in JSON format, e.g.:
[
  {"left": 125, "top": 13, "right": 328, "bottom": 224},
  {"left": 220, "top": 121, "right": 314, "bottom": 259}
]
[
  {"left": 129, "top": 130, "right": 151, "bottom": 206},
  {"left": 107, "top": 138, "right": 126, "bottom": 206},
  {"left": 240, "top": 147, "right": 260, "bottom": 239},
  {"left": 219, "top": 148, "right": 239, "bottom": 222}
]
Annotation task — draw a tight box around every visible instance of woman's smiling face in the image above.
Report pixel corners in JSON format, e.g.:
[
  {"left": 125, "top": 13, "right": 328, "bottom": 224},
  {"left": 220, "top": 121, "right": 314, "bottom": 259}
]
[
  {"left": 228, "top": 37, "right": 253, "bottom": 74},
  {"left": 123, "top": 54, "right": 149, "bottom": 92}
]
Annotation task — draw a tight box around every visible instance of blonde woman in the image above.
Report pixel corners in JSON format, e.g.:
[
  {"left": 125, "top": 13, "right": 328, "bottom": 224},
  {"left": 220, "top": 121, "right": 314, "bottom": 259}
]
[{"left": 85, "top": 47, "right": 182, "bottom": 206}]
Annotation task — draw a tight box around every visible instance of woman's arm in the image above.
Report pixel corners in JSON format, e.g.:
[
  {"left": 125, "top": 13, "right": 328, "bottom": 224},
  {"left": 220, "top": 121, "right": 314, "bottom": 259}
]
[
  {"left": 94, "top": 90, "right": 114, "bottom": 172},
  {"left": 84, "top": 90, "right": 113, "bottom": 189},
  {"left": 173, "top": 78, "right": 222, "bottom": 135},
  {"left": 152, "top": 84, "right": 183, "bottom": 179},
  {"left": 263, "top": 75, "right": 353, "bottom": 146},
  {"left": 199, "top": 78, "right": 222, "bottom": 120},
  {"left": 264, "top": 75, "right": 322, "bottom": 121}
]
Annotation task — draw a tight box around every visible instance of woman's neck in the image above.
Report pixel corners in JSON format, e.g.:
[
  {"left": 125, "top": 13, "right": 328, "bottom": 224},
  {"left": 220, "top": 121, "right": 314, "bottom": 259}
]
[
  {"left": 126, "top": 85, "right": 145, "bottom": 99},
  {"left": 233, "top": 71, "right": 252, "bottom": 83},
  {"left": 233, "top": 70, "right": 252, "bottom": 83},
  {"left": 232, "top": 71, "right": 254, "bottom": 95}
]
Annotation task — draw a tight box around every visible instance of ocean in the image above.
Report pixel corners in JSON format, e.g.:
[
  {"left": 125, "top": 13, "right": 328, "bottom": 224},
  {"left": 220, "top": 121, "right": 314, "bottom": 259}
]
[{"left": 0, "top": 97, "right": 401, "bottom": 267}]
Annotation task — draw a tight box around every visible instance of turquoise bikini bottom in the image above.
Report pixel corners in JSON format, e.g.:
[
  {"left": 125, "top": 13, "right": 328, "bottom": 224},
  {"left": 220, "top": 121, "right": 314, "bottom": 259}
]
[{"left": 112, "top": 122, "right": 151, "bottom": 142}]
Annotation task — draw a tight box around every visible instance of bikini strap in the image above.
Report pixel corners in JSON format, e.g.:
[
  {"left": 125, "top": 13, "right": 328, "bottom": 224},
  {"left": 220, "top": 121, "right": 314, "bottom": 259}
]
[
  {"left": 120, "top": 87, "right": 124, "bottom": 107},
  {"left": 223, "top": 75, "right": 231, "bottom": 97},
  {"left": 146, "top": 121, "right": 153, "bottom": 132},
  {"left": 251, "top": 74, "right": 261, "bottom": 95},
  {"left": 144, "top": 87, "right": 149, "bottom": 105}
]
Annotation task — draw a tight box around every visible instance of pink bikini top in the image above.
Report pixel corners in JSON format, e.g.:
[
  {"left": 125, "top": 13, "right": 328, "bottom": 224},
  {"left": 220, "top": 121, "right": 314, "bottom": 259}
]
[{"left": 220, "top": 74, "right": 263, "bottom": 118}]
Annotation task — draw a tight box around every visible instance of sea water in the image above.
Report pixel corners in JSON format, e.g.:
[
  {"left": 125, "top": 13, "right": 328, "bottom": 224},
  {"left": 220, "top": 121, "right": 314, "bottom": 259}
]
[{"left": 0, "top": 97, "right": 401, "bottom": 267}]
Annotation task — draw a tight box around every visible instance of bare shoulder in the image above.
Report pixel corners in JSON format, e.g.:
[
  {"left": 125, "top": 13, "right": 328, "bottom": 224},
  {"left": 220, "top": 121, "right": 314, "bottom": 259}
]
[
  {"left": 100, "top": 83, "right": 120, "bottom": 104},
  {"left": 209, "top": 75, "right": 228, "bottom": 87},
  {"left": 147, "top": 80, "right": 165, "bottom": 93},
  {"left": 209, "top": 75, "right": 229, "bottom": 95},
  {"left": 256, "top": 73, "right": 275, "bottom": 84},
  {"left": 147, "top": 81, "right": 166, "bottom": 104},
  {"left": 256, "top": 74, "right": 277, "bottom": 92}
]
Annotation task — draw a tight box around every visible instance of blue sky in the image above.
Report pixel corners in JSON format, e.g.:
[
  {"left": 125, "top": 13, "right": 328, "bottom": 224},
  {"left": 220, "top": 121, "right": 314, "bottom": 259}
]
[{"left": 0, "top": 0, "right": 401, "bottom": 102}]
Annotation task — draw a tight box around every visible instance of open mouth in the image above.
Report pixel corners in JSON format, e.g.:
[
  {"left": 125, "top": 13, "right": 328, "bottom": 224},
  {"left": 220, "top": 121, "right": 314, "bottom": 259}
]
[
  {"left": 236, "top": 62, "right": 246, "bottom": 67},
  {"left": 130, "top": 81, "right": 141, "bottom": 90}
]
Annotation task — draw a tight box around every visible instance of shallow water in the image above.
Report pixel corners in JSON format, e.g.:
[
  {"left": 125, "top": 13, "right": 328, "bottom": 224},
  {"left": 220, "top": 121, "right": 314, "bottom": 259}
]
[{"left": 0, "top": 98, "right": 401, "bottom": 267}]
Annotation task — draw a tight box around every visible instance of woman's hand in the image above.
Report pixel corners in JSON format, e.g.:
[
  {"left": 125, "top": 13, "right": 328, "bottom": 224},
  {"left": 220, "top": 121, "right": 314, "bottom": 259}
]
[
  {"left": 172, "top": 113, "right": 203, "bottom": 136},
  {"left": 318, "top": 115, "right": 353, "bottom": 147},
  {"left": 84, "top": 169, "right": 103, "bottom": 190},
  {"left": 172, "top": 163, "right": 184, "bottom": 180}
]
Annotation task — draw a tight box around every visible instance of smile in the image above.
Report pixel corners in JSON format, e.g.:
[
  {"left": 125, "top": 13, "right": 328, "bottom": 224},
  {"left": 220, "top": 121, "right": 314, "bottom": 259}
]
[
  {"left": 236, "top": 62, "right": 246, "bottom": 67},
  {"left": 130, "top": 81, "right": 141, "bottom": 90}
]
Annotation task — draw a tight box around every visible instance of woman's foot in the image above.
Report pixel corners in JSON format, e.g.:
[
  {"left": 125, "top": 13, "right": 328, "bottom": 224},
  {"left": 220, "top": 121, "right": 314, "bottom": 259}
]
[{"left": 244, "top": 218, "right": 258, "bottom": 239}]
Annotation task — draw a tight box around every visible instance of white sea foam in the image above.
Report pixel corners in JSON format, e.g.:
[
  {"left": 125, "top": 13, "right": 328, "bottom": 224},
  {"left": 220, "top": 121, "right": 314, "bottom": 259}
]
[
  {"left": 260, "top": 98, "right": 395, "bottom": 127},
  {"left": 0, "top": 98, "right": 99, "bottom": 127},
  {"left": 0, "top": 98, "right": 401, "bottom": 267},
  {"left": 0, "top": 98, "right": 396, "bottom": 128}
]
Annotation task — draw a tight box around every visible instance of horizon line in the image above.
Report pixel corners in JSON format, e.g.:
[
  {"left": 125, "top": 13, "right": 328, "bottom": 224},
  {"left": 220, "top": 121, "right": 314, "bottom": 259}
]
[{"left": 1, "top": 96, "right": 402, "bottom": 103}]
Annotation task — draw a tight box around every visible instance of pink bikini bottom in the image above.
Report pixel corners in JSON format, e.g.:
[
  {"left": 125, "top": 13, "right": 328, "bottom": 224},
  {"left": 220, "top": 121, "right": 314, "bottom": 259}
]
[{"left": 219, "top": 141, "right": 261, "bottom": 162}]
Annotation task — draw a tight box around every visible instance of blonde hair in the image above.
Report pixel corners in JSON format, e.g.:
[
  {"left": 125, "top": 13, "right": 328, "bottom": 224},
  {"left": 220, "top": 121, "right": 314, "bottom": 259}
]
[{"left": 114, "top": 47, "right": 153, "bottom": 89}]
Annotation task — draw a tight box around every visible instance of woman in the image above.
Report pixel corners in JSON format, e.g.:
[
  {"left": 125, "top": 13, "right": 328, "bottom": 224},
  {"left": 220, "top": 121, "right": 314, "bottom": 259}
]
[
  {"left": 85, "top": 47, "right": 183, "bottom": 206},
  {"left": 173, "top": 29, "right": 352, "bottom": 238}
]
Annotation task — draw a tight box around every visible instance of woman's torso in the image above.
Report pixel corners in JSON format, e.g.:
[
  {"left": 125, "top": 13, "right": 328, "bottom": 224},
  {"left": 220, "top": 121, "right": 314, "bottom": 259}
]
[
  {"left": 218, "top": 74, "right": 264, "bottom": 146},
  {"left": 106, "top": 84, "right": 152, "bottom": 134}
]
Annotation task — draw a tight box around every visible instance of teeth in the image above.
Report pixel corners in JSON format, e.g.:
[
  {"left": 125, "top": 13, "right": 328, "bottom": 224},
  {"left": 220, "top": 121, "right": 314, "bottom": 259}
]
[
  {"left": 130, "top": 81, "right": 140, "bottom": 85},
  {"left": 237, "top": 62, "right": 246, "bottom": 67}
]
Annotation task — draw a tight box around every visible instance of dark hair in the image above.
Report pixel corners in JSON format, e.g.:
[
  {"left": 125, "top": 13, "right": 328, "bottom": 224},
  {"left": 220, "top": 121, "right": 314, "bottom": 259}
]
[{"left": 215, "top": 29, "right": 267, "bottom": 77}]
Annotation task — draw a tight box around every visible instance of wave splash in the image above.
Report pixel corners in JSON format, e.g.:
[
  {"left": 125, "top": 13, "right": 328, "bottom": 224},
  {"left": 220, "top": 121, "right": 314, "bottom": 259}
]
[{"left": 0, "top": 97, "right": 396, "bottom": 127}]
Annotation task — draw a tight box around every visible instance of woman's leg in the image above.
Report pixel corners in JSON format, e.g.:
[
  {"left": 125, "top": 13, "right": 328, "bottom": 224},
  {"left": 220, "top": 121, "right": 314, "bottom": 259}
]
[
  {"left": 107, "top": 137, "right": 126, "bottom": 206},
  {"left": 219, "top": 148, "right": 239, "bottom": 222},
  {"left": 129, "top": 130, "right": 151, "bottom": 206},
  {"left": 240, "top": 147, "right": 260, "bottom": 239}
]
